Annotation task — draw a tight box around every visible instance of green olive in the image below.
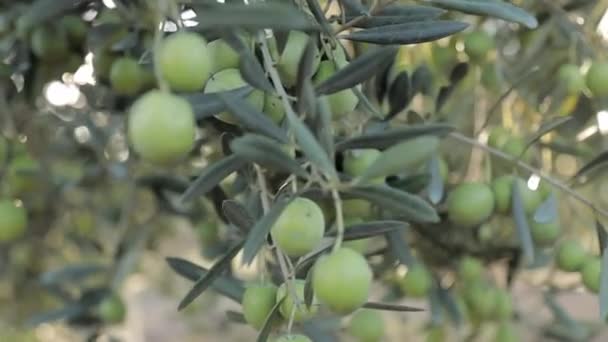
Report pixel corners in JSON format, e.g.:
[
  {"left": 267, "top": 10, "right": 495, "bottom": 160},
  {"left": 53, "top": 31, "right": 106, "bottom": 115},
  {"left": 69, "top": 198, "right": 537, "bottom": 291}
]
[
  {"left": 263, "top": 93, "right": 286, "bottom": 124},
  {"left": 343, "top": 149, "right": 382, "bottom": 183},
  {"left": 208, "top": 38, "right": 241, "bottom": 74},
  {"left": 97, "top": 293, "right": 126, "bottom": 324},
  {"left": 463, "top": 31, "right": 494, "bottom": 62},
  {"left": 313, "top": 60, "right": 359, "bottom": 118},
  {"left": 555, "top": 240, "right": 588, "bottom": 272},
  {"left": 204, "top": 68, "right": 264, "bottom": 124},
  {"left": 342, "top": 199, "right": 374, "bottom": 220},
  {"left": 487, "top": 127, "right": 510, "bottom": 149},
  {"left": 458, "top": 256, "right": 483, "bottom": 283},
  {"left": 495, "top": 322, "right": 518, "bottom": 342},
  {"left": 242, "top": 283, "right": 278, "bottom": 329},
  {"left": 109, "top": 57, "right": 145, "bottom": 96},
  {"left": 558, "top": 64, "right": 585, "bottom": 95},
  {"left": 7, "top": 154, "right": 42, "bottom": 196},
  {"left": 585, "top": 62, "right": 608, "bottom": 98},
  {"left": 581, "top": 257, "right": 601, "bottom": 293},
  {"left": 159, "top": 32, "right": 212, "bottom": 92},
  {"left": 276, "top": 279, "right": 318, "bottom": 322},
  {"left": 529, "top": 219, "right": 561, "bottom": 246},
  {"left": 491, "top": 175, "right": 543, "bottom": 215},
  {"left": 492, "top": 289, "right": 513, "bottom": 321},
  {"left": 271, "top": 197, "right": 325, "bottom": 257},
  {"left": 278, "top": 31, "right": 320, "bottom": 88},
  {"left": 465, "top": 283, "right": 497, "bottom": 319},
  {"left": 447, "top": 182, "right": 495, "bottom": 228},
  {"left": 60, "top": 15, "right": 87, "bottom": 47},
  {"left": 0, "top": 200, "right": 27, "bottom": 242},
  {"left": 348, "top": 309, "right": 385, "bottom": 342},
  {"left": 399, "top": 263, "right": 432, "bottom": 298}
]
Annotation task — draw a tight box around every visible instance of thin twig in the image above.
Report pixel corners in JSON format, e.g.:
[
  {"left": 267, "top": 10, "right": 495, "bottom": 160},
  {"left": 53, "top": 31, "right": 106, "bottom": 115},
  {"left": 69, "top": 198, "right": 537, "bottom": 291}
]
[{"left": 331, "top": 188, "right": 344, "bottom": 252}]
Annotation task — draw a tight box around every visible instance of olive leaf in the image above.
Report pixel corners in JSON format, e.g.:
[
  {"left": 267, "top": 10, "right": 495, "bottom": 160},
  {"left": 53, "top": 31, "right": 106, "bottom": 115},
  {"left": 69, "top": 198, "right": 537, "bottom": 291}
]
[
  {"left": 316, "top": 46, "right": 399, "bottom": 95},
  {"left": 168, "top": 260, "right": 245, "bottom": 304},
  {"left": 230, "top": 134, "right": 309, "bottom": 178},
  {"left": 572, "top": 150, "right": 608, "bottom": 181},
  {"left": 341, "top": 21, "right": 468, "bottom": 45},
  {"left": 182, "top": 86, "right": 253, "bottom": 120},
  {"left": 411, "top": 64, "right": 433, "bottom": 95},
  {"left": 180, "top": 155, "right": 247, "bottom": 203},
  {"left": 344, "top": 5, "right": 446, "bottom": 28},
  {"left": 362, "top": 302, "right": 424, "bottom": 312},
  {"left": 256, "top": 297, "right": 286, "bottom": 342},
  {"left": 327, "top": 220, "right": 407, "bottom": 239},
  {"left": 533, "top": 193, "right": 558, "bottom": 224},
  {"left": 426, "top": 0, "right": 538, "bottom": 29},
  {"left": 427, "top": 155, "right": 445, "bottom": 205},
  {"left": 305, "top": 0, "right": 333, "bottom": 35},
  {"left": 225, "top": 310, "right": 247, "bottom": 324},
  {"left": 222, "top": 200, "right": 255, "bottom": 234},
  {"left": 599, "top": 220, "right": 608, "bottom": 320},
  {"left": 40, "top": 264, "right": 107, "bottom": 287},
  {"left": 512, "top": 180, "right": 535, "bottom": 265},
  {"left": 385, "top": 71, "right": 412, "bottom": 120},
  {"left": 296, "top": 34, "right": 320, "bottom": 116},
  {"left": 336, "top": 123, "right": 453, "bottom": 151},
  {"left": 388, "top": 173, "right": 432, "bottom": 194},
  {"left": 177, "top": 240, "right": 245, "bottom": 310},
  {"left": 314, "top": 97, "right": 335, "bottom": 158},
  {"left": 385, "top": 229, "right": 416, "bottom": 267},
  {"left": 597, "top": 220, "right": 608, "bottom": 258},
  {"left": 339, "top": 0, "right": 370, "bottom": 16}
]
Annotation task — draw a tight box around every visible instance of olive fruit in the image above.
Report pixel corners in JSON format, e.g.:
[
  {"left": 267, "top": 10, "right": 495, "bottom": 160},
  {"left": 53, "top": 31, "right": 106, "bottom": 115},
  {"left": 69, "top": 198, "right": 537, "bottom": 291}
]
[
  {"left": 277, "top": 31, "right": 320, "bottom": 88},
  {"left": 242, "top": 283, "right": 278, "bottom": 329},
  {"left": 487, "top": 127, "right": 510, "bottom": 149},
  {"left": 499, "top": 136, "right": 533, "bottom": 163},
  {"left": 558, "top": 64, "right": 585, "bottom": 95},
  {"left": 343, "top": 149, "right": 382, "bottom": 183},
  {"left": 343, "top": 217, "right": 369, "bottom": 253},
  {"left": 581, "top": 257, "right": 601, "bottom": 293},
  {"left": 493, "top": 289, "right": 513, "bottom": 321},
  {"left": 585, "top": 62, "right": 608, "bottom": 97},
  {"left": 431, "top": 43, "right": 457, "bottom": 73},
  {"left": 127, "top": 90, "right": 195, "bottom": 164},
  {"left": 529, "top": 219, "right": 561, "bottom": 246},
  {"left": 0, "top": 200, "right": 27, "bottom": 242},
  {"left": 30, "top": 26, "right": 69, "bottom": 62},
  {"left": 491, "top": 175, "right": 543, "bottom": 215},
  {"left": 348, "top": 309, "right": 385, "bottom": 342},
  {"left": 159, "top": 32, "right": 211, "bottom": 92},
  {"left": 342, "top": 199, "right": 374, "bottom": 220},
  {"left": 463, "top": 31, "right": 494, "bottom": 61},
  {"left": 313, "top": 61, "right": 359, "bottom": 118},
  {"left": 97, "top": 294, "right": 126, "bottom": 324},
  {"left": 208, "top": 38, "right": 240, "bottom": 73},
  {"left": 110, "top": 57, "right": 145, "bottom": 96},
  {"left": 312, "top": 247, "right": 372, "bottom": 314},
  {"left": 465, "top": 283, "right": 497, "bottom": 319},
  {"left": 275, "top": 334, "right": 312, "bottom": 342},
  {"left": 555, "top": 240, "right": 588, "bottom": 272},
  {"left": 271, "top": 197, "right": 324, "bottom": 257},
  {"left": 263, "top": 93, "right": 286, "bottom": 124},
  {"left": 495, "top": 322, "right": 518, "bottom": 342},
  {"left": 399, "top": 263, "right": 432, "bottom": 298},
  {"left": 276, "top": 279, "right": 317, "bottom": 322},
  {"left": 459, "top": 256, "right": 483, "bottom": 283},
  {"left": 204, "top": 68, "right": 264, "bottom": 124},
  {"left": 447, "top": 182, "right": 495, "bottom": 228}
]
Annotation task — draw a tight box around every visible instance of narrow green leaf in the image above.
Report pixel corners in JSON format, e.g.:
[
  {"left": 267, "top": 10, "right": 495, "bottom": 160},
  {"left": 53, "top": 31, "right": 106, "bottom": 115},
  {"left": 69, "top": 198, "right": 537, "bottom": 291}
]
[
  {"left": 599, "top": 238, "right": 608, "bottom": 320},
  {"left": 340, "top": 0, "right": 370, "bottom": 16},
  {"left": 230, "top": 134, "right": 309, "bottom": 178},
  {"left": 336, "top": 123, "right": 454, "bottom": 151},
  {"left": 27, "top": 304, "right": 85, "bottom": 327},
  {"left": 222, "top": 200, "right": 255, "bottom": 234},
  {"left": 525, "top": 116, "right": 573, "bottom": 150},
  {"left": 182, "top": 86, "right": 253, "bottom": 120},
  {"left": 385, "top": 229, "right": 416, "bottom": 267},
  {"left": 388, "top": 173, "right": 432, "bottom": 193},
  {"left": 344, "top": 5, "right": 446, "bottom": 28},
  {"left": 304, "top": 269, "right": 315, "bottom": 309},
  {"left": 429, "top": 286, "right": 444, "bottom": 325},
  {"left": 239, "top": 54, "right": 274, "bottom": 92},
  {"left": 572, "top": 150, "right": 608, "bottom": 180},
  {"left": 166, "top": 257, "right": 245, "bottom": 302},
  {"left": 22, "top": 0, "right": 82, "bottom": 29},
  {"left": 242, "top": 195, "right": 294, "bottom": 265},
  {"left": 533, "top": 193, "right": 558, "bottom": 224},
  {"left": 386, "top": 71, "right": 412, "bottom": 120},
  {"left": 284, "top": 109, "right": 338, "bottom": 180},
  {"left": 329, "top": 220, "right": 407, "bottom": 240},
  {"left": 305, "top": 0, "right": 333, "bottom": 35},
  {"left": 296, "top": 35, "right": 320, "bottom": 116},
  {"left": 316, "top": 46, "right": 399, "bottom": 95},
  {"left": 512, "top": 180, "right": 535, "bottom": 264},
  {"left": 450, "top": 62, "right": 469, "bottom": 84},
  {"left": 342, "top": 21, "right": 468, "bottom": 45},
  {"left": 194, "top": 3, "right": 318, "bottom": 31},
  {"left": 359, "top": 136, "right": 440, "bottom": 182},
  {"left": 411, "top": 64, "right": 433, "bottom": 95},
  {"left": 40, "top": 264, "right": 107, "bottom": 287},
  {"left": 362, "top": 301, "right": 424, "bottom": 312},
  {"left": 427, "top": 0, "right": 538, "bottom": 29},
  {"left": 218, "top": 93, "right": 289, "bottom": 143},
  {"left": 344, "top": 185, "right": 439, "bottom": 223},
  {"left": 597, "top": 220, "right": 607, "bottom": 257},
  {"left": 354, "top": 86, "right": 384, "bottom": 118},
  {"left": 436, "top": 285, "right": 463, "bottom": 327},
  {"left": 180, "top": 155, "right": 247, "bottom": 203},
  {"left": 427, "top": 155, "right": 445, "bottom": 205},
  {"left": 257, "top": 297, "right": 286, "bottom": 342},
  {"left": 435, "top": 85, "right": 454, "bottom": 112},
  {"left": 543, "top": 292, "right": 588, "bottom": 338},
  {"left": 315, "top": 97, "right": 335, "bottom": 158},
  {"left": 177, "top": 241, "right": 245, "bottom": 311}
]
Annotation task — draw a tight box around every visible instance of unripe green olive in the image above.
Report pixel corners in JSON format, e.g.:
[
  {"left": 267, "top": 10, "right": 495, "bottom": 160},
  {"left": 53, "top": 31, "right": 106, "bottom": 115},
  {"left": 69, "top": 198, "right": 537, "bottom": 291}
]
[
  {"left": 425, "top": 326, "right": 447, "bottom": 342},
  {"left": 586, "top": 62, "right": 608, "bottom": 98},
  {"left": 529, "top": 219, "right": 561, "bottom": 246},
  {"left": 127, "top": 90, "right": 195, "bottom": 164},
  {"left": 263, "top": 93, "right": 286, "bottom": 124},
  {"left": 277, "top": 31, "right": 321, "bottom": 88},
  {"left": 276, "top": 279, "right": 318, "bottom": 322},
  {"left": 500, "top": 136, "right": 533, "bottom": 163},
  {"left": 465, "top": 283, "right": 497, "bottom": 319},
  {"left": 487, "top": 127, "right": 510, "bottom": 149},
  {"left": 242, "top": 283, "right": 278, "bottom": 329},
  {"left": 343, "top": 149, "right": 382, "bottom": 183},
  {"left": 458, "top": 256, "right": 483, "bottom": 283},
  {"left": 314, "top": 60, "right": 359, "bottom": 118},
  {"left": 399, "top": 263, "right": 432, "bottom": 298},
  {"left": 159, "top": 32, "right": 212, "bottom": 92},
  {"left": 481, "top": 62, "right": 502, "bottom": 91},
  {"left": 491, "top": 175, "right": 543, "bottom": 215},
  {"left": 581, "top": 257, "right": 601, "bottom": 293},
  {"left": 271, "top": 197, "right": 325, "bottom": 257},
  {"left": 30, "top": 26, "right": 69, "bottom": 62},
  {"left": 463, "top": 31, "right": 494, "bottom": 61},
  {"left": 208, "top": 38, "right": 240, "bottom": 74},
  {"left": 0, "top": 200, "right": 27, "bottom": 242},
  {"left": 555, "top": 240, "right": 588, "bottom": 272},
  {"left": 97, "top": 293, "right": 126, "bottom": 324},
  {"left": 343, "top": 217, "right": 369, "bottom": 253},
  {"left": 342, "top": 199, "right": 374, "bottom": 220},
  {"left": 558, "top": 64, "right": 585, "bottom": 95},
  {"left": 312, "top": 247, "right": 372, "bottom": 314},
  {"left": 274, "top": 334, "right": 312, "bottom": 342},
  {"left": 495, "top": 322, "right": 518, "bottom": 342},
  {"left": 492, "top": 289, "right": 513, "bottom": 321},
  {"left": 447, "top": 182, "right": 495, "bottom": 228},
  {"left": 204, "top": 68, "right": 264, "bottom": 124},
  {"left": 109, "top": 57, "right": 145, "bottom": 96},
  {"left": 348, "top": 309, "right": 385, "bottom": 342}
]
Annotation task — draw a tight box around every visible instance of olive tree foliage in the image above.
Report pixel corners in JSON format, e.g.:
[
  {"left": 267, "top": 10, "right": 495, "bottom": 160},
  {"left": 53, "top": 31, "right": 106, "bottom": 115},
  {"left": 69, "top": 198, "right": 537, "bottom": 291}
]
[{"left": 0, "top": 0, "right": 607, "bottom": 340}]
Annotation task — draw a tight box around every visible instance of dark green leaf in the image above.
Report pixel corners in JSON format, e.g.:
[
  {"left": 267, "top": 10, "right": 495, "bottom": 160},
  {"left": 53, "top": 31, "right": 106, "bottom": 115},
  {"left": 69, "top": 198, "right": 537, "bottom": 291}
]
[
  {"left": 242, "top": 195, "right": 294, "bottom": 265},
  {"left": 22, "top": 0, "right": 83, "bottom": 28},
  {"left": 195, "top": 3, "right": 318, "bottom": 31},
  {"left": 336, "top": 123, "right": 454, "bottom": 151},
  {"left": 387, "top": 173, "right": 432, "bottom": 193},
  {"left": 239, "top": 54, "right": 274, "bottom": 92},
  {"left": 257, "top": 297, "right": 286, "bottom": 342},
  {"left": 362, "top": 301, "right": 424, "bottom": 312},
  {"left": 166, "top": 257, "right": 245, "bottom": 302},
  {"left": 385, "top": 229, "right": 416, "bottom": 266},
  {"left": 429, "top": 286, "right": 444, "bottom": 325},
  {"left": 304, "top": 269, "right": 315, "bottom": 309},
  {"left": 436, "top": 285, "right": 463, "bottom": 327},
  {"left": 449, "top": 62, "right": 469, "bottom": 84},
  {"left": 427, "top": 155, "right": 444, "bottom": 205},
  {"left": 342, "top": 21, "right": 468, "bottom": 45},
  {"left": 340, "top": 0, "right": 370, "bottom": 16},
  {"left": 512, "top": 180, "right": 535, "bottom": 264},
  {"left": 525, "top": 116, "right": 573, "bottom": 150},
  {"left": 40, "top": 264, "right": 107, "bottom": 287},
  {"left": 435, "top": 85, "right": 454, "bottom": 112},
  {"left": 359, "top": 136, "right": 439, "bottom": 182},
  {"left": 230, "top": 134, "right": 309, "bottom": 178},
  {"left": 411, "top": 64, "right": 433, "bottom": 95},
  {"left": 427, "top": 0, "right": 538, "bottom": 29},
  {"left": 296, "top": 35, "right": 320, "bottom": 116},
  {"left": 305, "top": 0, "right": 333, "bottom": 35},
  {"left": 27, "top": 304, "right": 85, "bottom": 326},
  {"left": 345, "top": 5, "right": 446, "bottom": 28},
  {"left": 327, "top": 220, "right": 407, "bottom": 240},
  {"left": 225, "top": 310, "right": 247, "bottom": 324},
  {"left": 543, "top": 291, "right": 588, "bottom": 339},
  {"left": 386, "top": 71, "right": 412, "bottom": 120},
  {"left": 316, "top": 46, "right": 399, "bottom": 95},
  {"left": 183, "top": 86, "right": 253, "bottom": 120},
  {"left": 315, "top": 97, "right": 335, "bottom": 158},
  {"left": 572, "top": 150, "right": 608, "bottom": 180},
  {"left": 177, "top": 241, "right": 245, "bottom": 310},
  {"left": 354, "top": 86, "right": 384, "bottom": 118},
  {"left": 136, "top": 175, "right": 189, "bottom": 193},
  {"left": 180, "top": 155, "right": 247, "bottom": 203},
  {"left": 218, "top": 93, "right": 289, "bottom": 143},
  {"left": 599, "top": 237, "right": 608, "bottom": 320},
  {"left": 344, "top": 185, "right": 439, "bottom": 223},
  {"left": 533, "top": 193, "right": 558, "bottom": 224},
  {"left": 597, "top": 220, "right": 607, "bottom": 257},
  {"left": 222, "top": 200, "right": 255, "bottom": 234}
]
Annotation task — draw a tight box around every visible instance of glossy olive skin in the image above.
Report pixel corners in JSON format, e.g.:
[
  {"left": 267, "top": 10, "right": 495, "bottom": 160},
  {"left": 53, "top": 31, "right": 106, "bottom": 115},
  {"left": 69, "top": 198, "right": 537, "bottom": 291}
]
[
  {"left": 491, "top": 175, "right": 543, "bottom": 215},
  {"left": 276, "top": 279, "right": 317, "bottom": 322},
  {"left": 581, "top": 257, "right": 601, "bottom": 293},
  {"left": 555, "top": 240, "right": 588, "bottom": 272},
  {"left": 208, "top": 38, "right": 240, "bottom": 73},
  {"left": 447, "top": 182, "right": 495, "bottom": 228},
  {"left": 109, "top": 57, "right": 145, "bottom": 96},
  {"left": 97, "top": 294, "right": 126, "bottom": 324},
  {"left": 558, "top": 64, "right": 585, "bottom": 95},
  {"left": 263, "top": 93, "right": 286, "bottom": 124},
  {"left": 459, "top": 256, "right": 483, "bottom": 283},
  {"left": 464, "top": 283, "right": 497, "bottom": 319},
  {"left": 312, "top": 248, "right": 372, "bottom": 314},
  {"left": 0, "top": 200, "right": 27, "bottom": 242},
  {"left": 463, "top": 31, "right": 494, "bottom": 61},
  {"left": 242, "top": 283, "right": 278, "bottom": 329},
  {"left": 529, "top": 219, "right": 561, "bottom": 246},
  {"left": 343, "top": 149, "right": 383, "bottom": 184},
  {"left": 399, "top": 263, "right": 432, "bottom": 298},
  {"left": 127, "top": 90, "right": 195, "bottom": 164},
  {"left": 586, "top": 62, "right": 608, "bottom": 97},
  {"left": 271, "top": 197, "right": 325, "bottom": 257},
  {"left": 348, "top": 309, "right": 385, "bottom": 342},
  {"left": 159, "top": 32, "right": 211, "bottom": 92},
  {"left": 277, "top": 31, "right": 321, "bottom": 88}
]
